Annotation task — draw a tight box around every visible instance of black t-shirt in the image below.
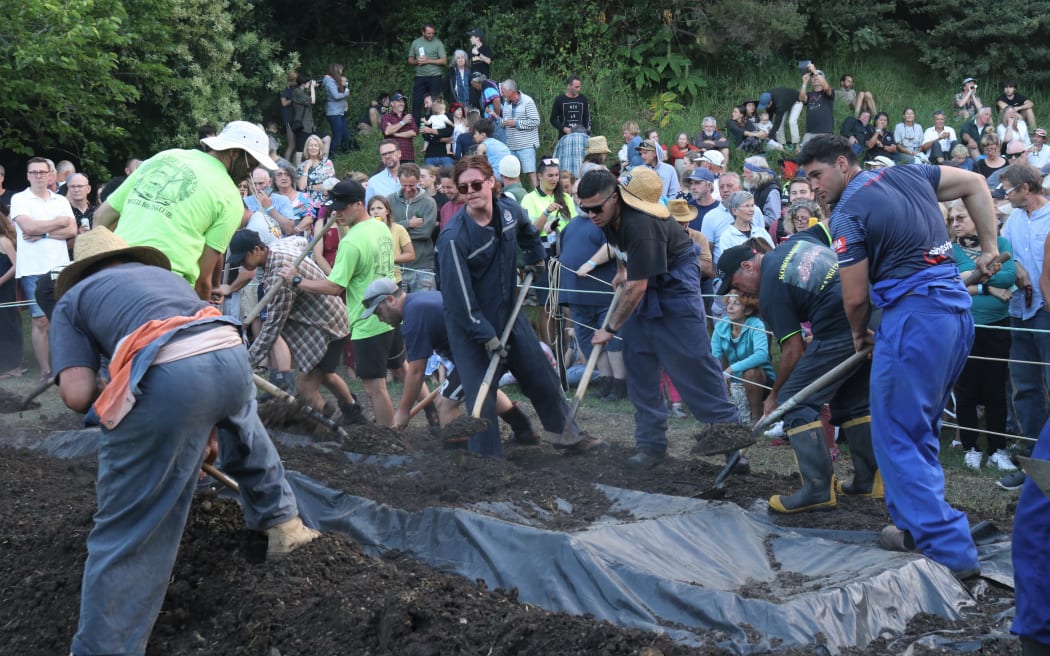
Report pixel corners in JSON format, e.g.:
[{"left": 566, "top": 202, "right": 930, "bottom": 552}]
[
  {"left": 976, "top": 158, "right": 1008, "bottom": 179},
  {"left": 759, "top": 231, "right": 850, "bottom": 343},
  {"left": 805, "top": 90, "right": 835, "bottom": 135},
  {"left": 864, "top": 125, "right": 896, "bottom": 160},
  {"left": 996, "top": 92, "right": 1029, "bottom": 109},
  {"left": 470, "top": 44, "right": 493, "bottom": 78},
  {"left": 840, "top": 116, "right": 867, "bottom": 142},
  {"left": 603, "top": 204, "right": 693, "bottom": 282}
]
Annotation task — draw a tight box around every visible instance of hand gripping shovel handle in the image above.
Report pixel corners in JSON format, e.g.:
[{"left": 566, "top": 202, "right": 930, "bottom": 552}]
[
  {"left": 752, "top": 345, "right": 873, "bottom": 436},
  {"left": 252, "top": 373, "right": 350, "bottom": 440},
  {"left": 561, "top": 285, "right": 624, "bottom": 438},
  {"left": 242, "top": 212, "right": 342, "bottom": 326},
  {"left": 960, "top": 251, "right": 1011, "bottom": 287},
  {"left": 201, "top": 462, "right": 240, "bottom": 493},
  {"left": 470, "top": 272, "right": 534, "bottom": 418}
]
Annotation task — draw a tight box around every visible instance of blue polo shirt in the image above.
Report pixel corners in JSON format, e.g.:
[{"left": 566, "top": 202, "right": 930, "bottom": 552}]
[{"left": 401, "top": 291, "right": 451, "bottom": 362}]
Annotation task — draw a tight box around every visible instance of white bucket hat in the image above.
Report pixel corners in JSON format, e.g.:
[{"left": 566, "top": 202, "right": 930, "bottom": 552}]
[{"left": 201, "top": 121, "right": 278, "bottom": 171}]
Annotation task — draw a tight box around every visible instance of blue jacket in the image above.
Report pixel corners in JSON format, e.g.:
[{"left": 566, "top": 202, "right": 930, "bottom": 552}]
[{"left": 436, "top": 196, "right": 545, "bottom": 344}]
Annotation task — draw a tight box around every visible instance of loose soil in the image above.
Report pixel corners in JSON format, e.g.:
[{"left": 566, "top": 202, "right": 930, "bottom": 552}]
[{"left": 0, "top": 410, "right": 1020, "bottom": 655}]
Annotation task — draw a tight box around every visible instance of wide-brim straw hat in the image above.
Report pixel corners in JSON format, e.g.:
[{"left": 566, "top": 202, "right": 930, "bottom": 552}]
[
  {"left": 56, "top": 227, "right": 171, "bottom": 298},
  {"left": 667, "top": 198, "right": 698, "bottom": 223},
  {"left": 618, "top": 167, "right": 670, "bottom": 218}
]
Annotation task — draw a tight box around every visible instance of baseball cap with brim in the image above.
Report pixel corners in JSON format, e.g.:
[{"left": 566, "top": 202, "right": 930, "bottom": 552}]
[
  {"left": 466, "top": 28, "right": 485, "bottom": 38},
  {"left": 864, "top": 155, "right": 895, "bottom": 168},
  {"left": 757, "top": 92, "right": 772, "bottom": 112},
  {"left": 227, "top": 229, "right": 265, "bottom": 269},
  {"left": 687, "top": 167, "right": 715, "bottom": 183},
  {"left": 635, "top": 139, "right": 658, "bottom": 152},
  {"left": 963, "top": 77, "right": 976, "bottom": 85},
  {"left": 201, "top": 120, "right": 278, "bottom": 171},
  {"left": 618, "top": 167, "right": 670, "bottom": 219},
  {"left": 471, "top": 72, "right": 487, "bottom": 82},
  {"left": 585, "top": 135, "right": 612, "bottom": 155},
  {"left": 56, "top": 227, "right": 171, "bottom": 299},
  {"left": 360, "top": 278, "right": 399, "bottom": 319},
  {"left": 1036, "top": 128, "right": 1048, "bottom": 138},
  {"left": 701, "top": 150, "right": 726, "bottom": 168},
  {"left": 668, "top": 199, "right": 698, "bottom": 224},
  {"left": 325, "top": 179, "right": 366, "bottom": 212},
  {"left": 498, "top": 155, "right": 521, "bottom": 178},
  {"left": 715, "top": 244, "right": 759, "bottom": 296},
  {"left": 390, "top": 92, "right": 407, "bottom": 102}
]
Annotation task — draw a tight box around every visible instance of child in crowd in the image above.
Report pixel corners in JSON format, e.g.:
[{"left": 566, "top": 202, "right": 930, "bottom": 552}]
[{"left": 711, "top": 291, "right": 775, "bottom": 424}]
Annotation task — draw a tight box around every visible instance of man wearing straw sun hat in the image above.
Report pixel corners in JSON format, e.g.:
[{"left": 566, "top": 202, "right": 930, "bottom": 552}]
[
  {"left": 50, "top": 227, "right": 316, "bottom": 656},
  {"left": 94, "top": 120, "right": 278, "bottom": 301},
  {"left": 580, "top": 167, "right": 741, "bottom": 470}
]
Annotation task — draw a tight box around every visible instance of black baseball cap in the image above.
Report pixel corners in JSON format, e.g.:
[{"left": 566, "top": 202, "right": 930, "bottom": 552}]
[
  {"left": 228, "top": 229, "right": 265, "bottom": 269},
  {"left": 325, "top": 179, "right": 366, "bottom": 212},
  {"left": 466, "top": 28, "right": 485, "bottom": 38},
  {"left": 716, "top": 244, "right": 759, "bottom": 296}
]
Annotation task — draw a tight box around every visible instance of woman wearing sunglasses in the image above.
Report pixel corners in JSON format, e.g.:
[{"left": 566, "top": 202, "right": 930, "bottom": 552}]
[{"left": 435, "top": 155, "right": 601, "bottom": 457}]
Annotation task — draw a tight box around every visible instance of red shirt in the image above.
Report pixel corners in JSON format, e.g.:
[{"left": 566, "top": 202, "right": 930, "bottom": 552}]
[{"left": 380, "top": 111, "right": 417, "bottom": 162}]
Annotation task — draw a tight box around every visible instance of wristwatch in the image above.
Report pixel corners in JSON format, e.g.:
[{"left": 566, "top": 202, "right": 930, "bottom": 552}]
[{"left": 291, "top": 275, "right": 302, "bottom": 287}]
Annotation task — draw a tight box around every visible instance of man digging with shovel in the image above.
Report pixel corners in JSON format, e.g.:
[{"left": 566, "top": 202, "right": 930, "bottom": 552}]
[
  {"left": 362, "top": 278, "right": 541, "bottom": 446},
  {"left": 50, "top": 228, "right": 317, "bottom": 656},
  {"left": 436, "top": 156, "right": 601, "bottom": 457},
  {"left": 718, "top": 233, "right": 879, "bottom": 513}
]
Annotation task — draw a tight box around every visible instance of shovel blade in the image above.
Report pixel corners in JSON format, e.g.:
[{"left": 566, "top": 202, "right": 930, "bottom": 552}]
[{"left": 692, "top": 423, "right": 756, "bottom": 456}]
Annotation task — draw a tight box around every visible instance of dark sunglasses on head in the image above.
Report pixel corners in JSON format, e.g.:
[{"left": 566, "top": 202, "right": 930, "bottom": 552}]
[{"left": 457, "top": 180, "right": 486, "bottom": 195}]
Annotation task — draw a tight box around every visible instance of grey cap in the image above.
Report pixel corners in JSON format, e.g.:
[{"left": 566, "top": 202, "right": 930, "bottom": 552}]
[{"left": 360, "top": 278, "right": 399, "bottom": 319}]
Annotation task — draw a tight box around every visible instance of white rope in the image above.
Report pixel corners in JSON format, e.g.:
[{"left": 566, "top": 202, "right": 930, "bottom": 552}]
[{"left": 942, "top": 421, "right": 1036, "bottom": 444}]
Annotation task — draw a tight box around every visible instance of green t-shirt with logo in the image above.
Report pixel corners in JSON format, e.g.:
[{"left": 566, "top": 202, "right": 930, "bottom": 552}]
[
  {"left": 108, "top": 149, "right": 242, "bottom": 286},
  {"left": 329, "top": 217, "right": 394, "bottom": 339}
]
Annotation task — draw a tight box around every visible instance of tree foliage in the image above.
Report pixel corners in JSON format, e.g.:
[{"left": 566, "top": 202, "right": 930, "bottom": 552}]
[{"left": 904, "top": 0, "right": 1050, "bottom": 86}]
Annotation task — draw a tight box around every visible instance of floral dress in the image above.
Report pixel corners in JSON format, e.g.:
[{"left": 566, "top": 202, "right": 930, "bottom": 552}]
[{"left": 297, "top": 158, "right": 335, "bottom": 210}]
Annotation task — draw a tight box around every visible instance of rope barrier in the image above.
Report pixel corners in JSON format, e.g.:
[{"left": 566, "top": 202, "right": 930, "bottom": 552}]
[{"left": 941, "top": 421, "right": 1036, "bottom": 444}]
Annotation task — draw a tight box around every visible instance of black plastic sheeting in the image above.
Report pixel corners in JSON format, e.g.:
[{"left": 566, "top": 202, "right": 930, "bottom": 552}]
[{"left": 30, "top": 429, "right": 1015, "bottom": 655}]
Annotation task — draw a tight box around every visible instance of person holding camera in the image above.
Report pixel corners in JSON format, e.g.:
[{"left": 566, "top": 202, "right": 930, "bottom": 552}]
[
  {"left": 799, "top": 63, "right": 835, "bottom": 146},
  {"left": 955, "top": 77, "right": 984, "bottom": 121}
]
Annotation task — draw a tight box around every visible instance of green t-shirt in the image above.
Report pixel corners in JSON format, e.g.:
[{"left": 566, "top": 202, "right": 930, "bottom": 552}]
[
  {"left": 329, "top": 217, "right": 394, "bottom": 339},
  {"left": 108, "top": 149, "right": 243, "bottom": 286},
  {"left": 409, "top": 36, "right": 446, "bottom": 77}
]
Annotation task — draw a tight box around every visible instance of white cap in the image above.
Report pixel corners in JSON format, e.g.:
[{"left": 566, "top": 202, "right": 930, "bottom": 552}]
[
  {"left": 498, "top": 155, "right": 521, "bottom": 179},
  {"left": 700, "top": 150, "right": 726, "bottom": 168},
  {"left": 201, "top": 121, "right": 278, "bottom": 171}
]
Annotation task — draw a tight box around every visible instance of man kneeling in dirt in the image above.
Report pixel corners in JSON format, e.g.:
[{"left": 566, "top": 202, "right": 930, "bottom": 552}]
[
  {"left": 50, "top": 228, "right": 318, "bottom": 656},
  {"left": 362, "top": 277, "right": 540, "bottom": 446},
  {"left": 718, "top": 233, "right": 879, "bottom": 513},
  {"left": 227, "top": 229, "right": 367, "bottom": 425}
]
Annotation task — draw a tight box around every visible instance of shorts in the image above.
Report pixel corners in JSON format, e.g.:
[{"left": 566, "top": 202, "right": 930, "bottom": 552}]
[
  {"left": 316, "top": 336, "right": 347, "bottom": 374},
  {"left": 19, "top": 274, "right": 46, "bottom": 319},
  {"left": 438, "top": 367, "right": 465, "bottom": 402},
  {"left": 511, "top": 147, "right": 537, "bottom": 174},
  {"left": 351, "top": 327, "right": 406, "bottom": 380}
]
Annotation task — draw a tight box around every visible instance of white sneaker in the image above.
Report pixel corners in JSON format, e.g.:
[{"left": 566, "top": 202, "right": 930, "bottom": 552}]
[
  {"left": 764, "top": 421, "right": 786, "bottom": 439},
  {"left": 963, "top": 448, "right": 982, "bottom": 470},
  {"left": 987, "top": 450, "right": 1018, "bottom": 471},
  {"left": 950, "top": 439, "right": 963, "bottom": 449}
]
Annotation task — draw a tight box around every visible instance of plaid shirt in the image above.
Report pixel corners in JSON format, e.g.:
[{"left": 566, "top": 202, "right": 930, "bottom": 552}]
[
  {"left": 553, "top": 132, "right": 588, "bottom": 179},
  {"left": 248, "top": 237, "right": 348, "bottom": 372}
]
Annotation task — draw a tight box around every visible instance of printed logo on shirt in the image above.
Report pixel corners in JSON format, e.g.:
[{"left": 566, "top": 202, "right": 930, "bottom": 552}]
[
  {"left": 833, "top": 236, "right": 847, "bottom": 254},
  {"left": 503, "top": 208, "right": 515, "bottom": 227},
  {"left": 923, "top": 239, "right": 954, "bottom": 265}
]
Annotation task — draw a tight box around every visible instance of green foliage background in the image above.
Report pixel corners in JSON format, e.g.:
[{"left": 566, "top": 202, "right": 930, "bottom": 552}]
[{"left": 4, "top": 0, "right": 1049, "bottom": 179}]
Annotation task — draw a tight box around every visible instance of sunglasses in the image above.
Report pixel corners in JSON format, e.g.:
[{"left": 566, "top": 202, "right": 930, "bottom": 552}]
[
  {"left": 580, "top": 191, "right": 616, "bottom": 215},
  {"left": 541, "top": 157, "right": 560, "bottom": 166},
  {"left": 1006, "top": 152, "right": 1024, "bottom": 160},
  {"left": 456, "top": 179, "right": 486, "bottom": 195}
]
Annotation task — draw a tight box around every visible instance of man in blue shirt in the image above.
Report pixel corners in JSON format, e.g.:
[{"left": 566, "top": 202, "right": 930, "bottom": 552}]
[{"left": 798, "top": 134, "right": 1001, "bottom": 579}]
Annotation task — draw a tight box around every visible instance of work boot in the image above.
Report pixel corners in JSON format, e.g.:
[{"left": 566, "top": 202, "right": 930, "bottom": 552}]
[
  {"left": 604, "top": 378, "right": 627, "bottom": 402},
  {"left": 769, "top": 422, "right": 837, "bottom": 513},
  {"left": 339, "top": 401, "right": 369, "bottom": 426},
  {"left": 499, "top": 401, "right": 538, "bottom": 444},
  {"left": 877, "top": 524, "right": 916, "bottom": 552},
  {"left": 835, "top": 416, "right": 884, "bottom": 498},
  {"left": 588, "top": 376, "right": 611, "bottom": 399},
  {"left": 266, "top": 517, "right": 320, "bottom": 558},
  {"left": 625, "top": 447, "right": 665, "bottom": 470}
]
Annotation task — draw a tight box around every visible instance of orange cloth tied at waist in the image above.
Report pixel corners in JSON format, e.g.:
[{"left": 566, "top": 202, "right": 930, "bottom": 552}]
[{"left": 93, "top": 306, "right": 225, "bottom": 429}]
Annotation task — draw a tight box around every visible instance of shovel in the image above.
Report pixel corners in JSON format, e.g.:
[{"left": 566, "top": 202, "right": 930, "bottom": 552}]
[
  {"left": 556, "top": 286, "right": 624, "bottom": 444},
  {"left": 1018, "top": 457, "right": 1050, "bottom": 500},
  {"left": 242, "top": 212, "right": 341, "bottom": 326},
  {"left": 751, "top": 345, "right": 873, "bottom": 436},
  {"left": 201, "top": 462, "right": 240, "bottom": 493},
  {"left": 468, "top": 271, "right": 534, "bottom": 420},
  {"left": 252, "top": 373, "right": 350, "bottom": 440}
]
